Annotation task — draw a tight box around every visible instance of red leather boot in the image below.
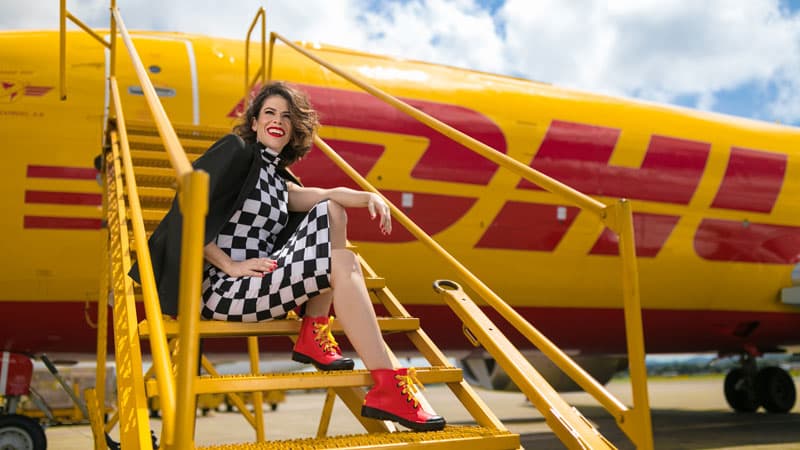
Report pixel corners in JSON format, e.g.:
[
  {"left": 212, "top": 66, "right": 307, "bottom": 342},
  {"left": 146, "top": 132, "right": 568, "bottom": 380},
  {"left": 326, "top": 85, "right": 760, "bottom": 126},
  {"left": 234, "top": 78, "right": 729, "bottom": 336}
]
[
  {"left": 292, "top": 316, "right": 354, "bottom": 371},
  {"left": 361, "top": 368, "right": 446, "bottom": 431}
]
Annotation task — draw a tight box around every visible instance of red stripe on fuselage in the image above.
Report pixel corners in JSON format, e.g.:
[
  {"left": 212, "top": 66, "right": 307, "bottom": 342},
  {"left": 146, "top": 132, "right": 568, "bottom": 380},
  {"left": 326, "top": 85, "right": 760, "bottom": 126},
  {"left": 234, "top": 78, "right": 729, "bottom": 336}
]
[
  {"left": 349, "top": 191, "right": 477, "bottom": 242},
  {"left": 23, "top": 216, "right": 102, "bottom": 230},
  {"left": 25, "top": 190, "right": 101, "bottom": 206},
  {"left": 519, "top": 121, "right": 711, "bottom": 205},
  {"left": 234, "top": 87, "right": 798, "bottom": 263},
  {"left": 476, "top": 202, "right": 579, "bottom": 251},
  {"left": 292, "top": 139, "right": 386, "bottom": 189},
  {"left": 711, "top": 147, "right": 787, "bottom": 213},
  {"left": 590, "top": 213, "right": 680, "bottom": 257},
  {"left": 294, "top": 84, "right": 507, "bottom": 185},
  {"left": 27, "top": 165, "right": 97, "bottom": 180},
  {"left": 292, "top": 139, "right": 477, "bottom": 241},
  {"left": 695, "top": 219, "right": 800, "bottom": 264}
]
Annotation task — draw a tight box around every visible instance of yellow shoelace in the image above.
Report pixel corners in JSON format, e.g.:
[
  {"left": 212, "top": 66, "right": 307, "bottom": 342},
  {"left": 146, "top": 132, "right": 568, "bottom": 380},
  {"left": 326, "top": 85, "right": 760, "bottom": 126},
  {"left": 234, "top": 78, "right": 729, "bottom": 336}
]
[
  {"left": 313, "top": 316, "right": 341, "bottom": 353},
  {"left": 396, "top": 367, "right": 425, "bottom": 408}
]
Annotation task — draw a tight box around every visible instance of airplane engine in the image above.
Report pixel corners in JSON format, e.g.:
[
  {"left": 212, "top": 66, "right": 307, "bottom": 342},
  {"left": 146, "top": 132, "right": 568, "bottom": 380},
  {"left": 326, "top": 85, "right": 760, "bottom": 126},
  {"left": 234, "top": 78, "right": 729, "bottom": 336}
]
[{"left": 458, "top": 350, "right": 628, "bottom": 392}]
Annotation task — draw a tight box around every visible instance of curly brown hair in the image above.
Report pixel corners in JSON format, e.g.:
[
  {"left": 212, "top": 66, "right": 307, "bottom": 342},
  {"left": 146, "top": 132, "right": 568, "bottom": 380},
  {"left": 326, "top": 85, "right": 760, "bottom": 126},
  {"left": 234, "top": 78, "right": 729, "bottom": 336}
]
[{"left": 233, "top": 82, "right": 320, "bottom": 167}]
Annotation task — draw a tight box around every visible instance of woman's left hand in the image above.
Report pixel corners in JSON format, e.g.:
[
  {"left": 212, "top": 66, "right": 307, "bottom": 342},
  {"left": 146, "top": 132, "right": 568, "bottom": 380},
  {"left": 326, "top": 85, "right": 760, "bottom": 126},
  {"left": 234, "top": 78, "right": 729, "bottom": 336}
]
[{"left": 367, "top": 193, "right": 392, "bottom": 235}]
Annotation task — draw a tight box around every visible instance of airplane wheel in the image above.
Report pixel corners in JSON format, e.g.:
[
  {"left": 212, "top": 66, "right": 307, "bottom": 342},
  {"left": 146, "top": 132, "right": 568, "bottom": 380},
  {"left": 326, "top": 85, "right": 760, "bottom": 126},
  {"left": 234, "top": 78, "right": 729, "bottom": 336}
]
[
  {"left": 756, "top": 366, "right": 796, "bottom": 413},
  {"left": 0, "top": 414, "right": 47, "bottom": 450},
  {"left": 724, "top": 368, "right": 759, "bottom": 412}
]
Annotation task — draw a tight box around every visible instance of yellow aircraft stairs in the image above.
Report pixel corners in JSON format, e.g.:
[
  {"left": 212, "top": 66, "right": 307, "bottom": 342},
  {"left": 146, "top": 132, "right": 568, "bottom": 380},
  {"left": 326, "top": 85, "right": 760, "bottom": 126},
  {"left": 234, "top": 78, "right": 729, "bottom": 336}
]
[{"left": 61, "top": 3, "right": 655, "bottom": 450}]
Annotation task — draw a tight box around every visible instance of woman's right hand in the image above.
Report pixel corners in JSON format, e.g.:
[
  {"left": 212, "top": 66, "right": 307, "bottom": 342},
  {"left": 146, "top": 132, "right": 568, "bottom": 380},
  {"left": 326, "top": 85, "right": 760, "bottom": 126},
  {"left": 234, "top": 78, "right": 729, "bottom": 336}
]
[{"left": 223, "top": 258, "right": 278, "bottom": 278}]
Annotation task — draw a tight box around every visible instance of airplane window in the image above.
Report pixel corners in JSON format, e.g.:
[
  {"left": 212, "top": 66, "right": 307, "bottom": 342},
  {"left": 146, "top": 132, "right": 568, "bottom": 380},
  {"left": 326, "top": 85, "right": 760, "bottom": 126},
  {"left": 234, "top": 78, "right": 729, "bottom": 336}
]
[{"left": 149, "top": 65, "right": 162, "bottom": 74}]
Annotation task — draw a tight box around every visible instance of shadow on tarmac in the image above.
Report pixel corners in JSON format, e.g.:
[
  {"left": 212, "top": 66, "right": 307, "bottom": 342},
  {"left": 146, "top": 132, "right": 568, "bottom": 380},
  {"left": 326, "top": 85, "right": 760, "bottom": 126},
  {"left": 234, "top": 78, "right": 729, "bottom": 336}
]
[{"left": 519, "top": 405, "right": 800, "bottom": 449}]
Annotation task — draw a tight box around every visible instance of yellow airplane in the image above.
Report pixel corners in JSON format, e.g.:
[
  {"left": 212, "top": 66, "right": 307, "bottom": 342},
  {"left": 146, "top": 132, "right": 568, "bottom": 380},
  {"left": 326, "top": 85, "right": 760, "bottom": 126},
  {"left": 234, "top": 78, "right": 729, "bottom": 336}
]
[{"left": 2, "top": 27, "right": 799, "bottom": 421}]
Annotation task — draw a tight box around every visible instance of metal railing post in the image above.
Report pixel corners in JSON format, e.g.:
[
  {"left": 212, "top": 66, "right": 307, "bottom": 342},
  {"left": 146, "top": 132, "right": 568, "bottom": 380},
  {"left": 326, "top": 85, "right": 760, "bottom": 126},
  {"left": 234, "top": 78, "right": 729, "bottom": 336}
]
[
  {"left": 172, "top": 170, "right": 209, "bottom": 449},
  {"left": 110, "top": 0, "right": 117, "bottom": 77},
  {"left": 244, "top": 8, "right": 266, "bottom": 99},
  {"left": 615, "top": 199, "right": 654, "bottom": 450},
  {"left": 59, "top": 0, "right": 66, "bottom": 100}
]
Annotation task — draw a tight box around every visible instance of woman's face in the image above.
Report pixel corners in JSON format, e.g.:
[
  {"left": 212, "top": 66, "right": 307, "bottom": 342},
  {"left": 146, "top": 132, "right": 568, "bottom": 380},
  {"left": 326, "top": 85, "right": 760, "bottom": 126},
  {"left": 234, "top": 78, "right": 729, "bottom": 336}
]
[{"left": 251, "top": 94, "right": 293, "bottom": 152}]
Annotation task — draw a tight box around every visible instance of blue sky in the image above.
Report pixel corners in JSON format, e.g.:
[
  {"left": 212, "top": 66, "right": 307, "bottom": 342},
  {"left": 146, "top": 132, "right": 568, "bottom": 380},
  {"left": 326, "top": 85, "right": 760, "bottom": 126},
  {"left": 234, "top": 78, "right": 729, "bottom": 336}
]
[{"left": 4, "top": 0, "right": 800, "bottom": 126}]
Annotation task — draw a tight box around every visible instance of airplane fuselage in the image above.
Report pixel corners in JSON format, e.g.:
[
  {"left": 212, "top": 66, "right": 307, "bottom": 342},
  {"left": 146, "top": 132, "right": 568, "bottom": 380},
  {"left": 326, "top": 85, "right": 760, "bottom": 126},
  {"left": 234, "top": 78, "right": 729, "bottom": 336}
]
[{"left": 2, "top": 30, "right": 800, "bottom": 357}]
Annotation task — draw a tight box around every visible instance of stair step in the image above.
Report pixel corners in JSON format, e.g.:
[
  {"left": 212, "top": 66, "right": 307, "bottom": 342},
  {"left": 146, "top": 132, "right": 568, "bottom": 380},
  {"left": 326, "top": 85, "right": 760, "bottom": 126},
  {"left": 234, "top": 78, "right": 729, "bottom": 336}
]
[
  {"left": 130, "top": 149, "right": 202, "bottom": 168},
  {"left": 146, "top": 367, "right": 463, "bottom": 396},
  {"left": 196, "top": 426, "right": 519, "bottom": 450},
  {"left": 134, "top": 166, "right": 178, "bottom": 188},
  {"left": 139, "top": 315, "right": 414, "bottom": 338},
  {"left": 134, "top": 186, "right": 176, "bottom": 210},
  {"left": 124, "top": 120, "right": 225, "bottom": 147},
  {"left": 135, "top": 207, "right": 169, "bottom": 223},
  {"left": 126, "top": 136, "right": 213, "bottom": 154}
]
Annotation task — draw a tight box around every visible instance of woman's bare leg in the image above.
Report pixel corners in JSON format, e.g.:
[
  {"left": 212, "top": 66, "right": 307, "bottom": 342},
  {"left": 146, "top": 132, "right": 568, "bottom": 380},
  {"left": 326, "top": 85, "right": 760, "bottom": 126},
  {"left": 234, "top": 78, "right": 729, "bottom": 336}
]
[
  {"left": 304, "top": 290, "right": 332, "bottom": 317},
  {"left": 319, "top": 199, "right": 393, "bottom": 370},
  {"left": 330, "top": 248, "right": 393, "bottom": 370}
]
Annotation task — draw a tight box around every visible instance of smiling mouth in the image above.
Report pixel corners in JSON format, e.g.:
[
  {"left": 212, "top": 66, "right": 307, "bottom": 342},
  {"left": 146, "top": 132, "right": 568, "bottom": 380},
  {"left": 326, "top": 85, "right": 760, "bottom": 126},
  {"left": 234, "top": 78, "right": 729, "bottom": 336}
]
[{"left": 267, "top": 127, "right": 285, "bottom": 137}]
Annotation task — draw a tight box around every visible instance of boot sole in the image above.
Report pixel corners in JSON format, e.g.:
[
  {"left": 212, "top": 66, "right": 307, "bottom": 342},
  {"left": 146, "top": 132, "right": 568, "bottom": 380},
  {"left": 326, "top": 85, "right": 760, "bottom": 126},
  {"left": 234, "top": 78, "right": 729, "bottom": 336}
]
[
  {"left": 291, "top": 351, "right": 354, "bottom": 371},
  {"left": 361, "top": 406, "right": 446, "bottom": 431}
]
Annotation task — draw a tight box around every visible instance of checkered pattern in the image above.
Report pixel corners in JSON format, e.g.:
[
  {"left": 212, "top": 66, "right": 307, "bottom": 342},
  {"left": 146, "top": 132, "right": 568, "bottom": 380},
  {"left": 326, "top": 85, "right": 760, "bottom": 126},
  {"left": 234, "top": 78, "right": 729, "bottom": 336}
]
[{"left": 201, "top": 151, "right": 332, "bottom": 322}]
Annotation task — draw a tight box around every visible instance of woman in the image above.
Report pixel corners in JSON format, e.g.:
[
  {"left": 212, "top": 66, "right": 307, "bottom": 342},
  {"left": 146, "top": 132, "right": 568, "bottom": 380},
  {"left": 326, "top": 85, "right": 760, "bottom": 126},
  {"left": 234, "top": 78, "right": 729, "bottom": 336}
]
[{"left": 132, "top": 82, "right": 444, "bottom": 432}]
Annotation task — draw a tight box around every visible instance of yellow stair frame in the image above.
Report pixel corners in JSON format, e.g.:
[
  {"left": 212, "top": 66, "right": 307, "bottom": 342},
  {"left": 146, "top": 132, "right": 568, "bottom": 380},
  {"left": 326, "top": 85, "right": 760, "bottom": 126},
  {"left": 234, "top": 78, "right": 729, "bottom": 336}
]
[
  {"left": 112, "top": 116, "right": 521, "bottom": 449},
  {"left": 60, "top": 3, "right": 654, "bottom": 450}
]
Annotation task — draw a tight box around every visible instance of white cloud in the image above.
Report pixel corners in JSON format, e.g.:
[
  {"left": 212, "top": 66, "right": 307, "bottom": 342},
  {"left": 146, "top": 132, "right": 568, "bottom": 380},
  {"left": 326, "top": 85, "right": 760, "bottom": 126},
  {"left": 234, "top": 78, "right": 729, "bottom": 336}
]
[
  {"left": 768, "top": 62, "right": 800, "bottom": 123},
  {"left": 3, "top": 0, "right": 800, "bottom": 123},
  {"left": 357, "top": 0, "right": 506, "bottom": 74},
  {"left": 496, "top": 1, "right": 800, "bottom": 105}
]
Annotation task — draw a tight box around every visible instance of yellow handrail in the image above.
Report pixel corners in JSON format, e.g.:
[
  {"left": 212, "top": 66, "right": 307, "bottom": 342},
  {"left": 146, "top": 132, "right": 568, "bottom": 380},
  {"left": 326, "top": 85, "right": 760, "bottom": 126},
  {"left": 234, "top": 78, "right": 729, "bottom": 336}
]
[
  {"left": 267, "top": 33, "right": 607, "bottom": 220},
  {"left": 59, "top": 0, "right": 111, "bottom": 100},
  {"left": 314, "top": 134, "right": 629, "bottom": 417},
  {"left": 172, "top": 170, "right": 209, "bottom": 450},
  {"left": 108, "top": 76, "right": 177, "bottom": 444},
  {"left": 244, "top": 7, "right": 267, "bottom": 100},
  {"left": 110, "top": 8, "right": 211, "bottom": 448},
  {"left": 110, "top": 8, "right": 192, "bottom": 177},
  {"left": 434, "top": 280, "right": 614, "bottom": 449},
  {"left": 269, "top": 36, "right": 652, "bottom": 449}
]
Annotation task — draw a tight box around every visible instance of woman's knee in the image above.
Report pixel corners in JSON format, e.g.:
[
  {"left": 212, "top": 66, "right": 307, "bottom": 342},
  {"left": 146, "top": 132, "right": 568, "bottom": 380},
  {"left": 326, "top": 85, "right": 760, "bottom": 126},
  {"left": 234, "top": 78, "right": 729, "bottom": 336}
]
[
  {"left": 331, "top": 248, "right": 356, "bottom": 265},
  {"left": 331, "top": 248, "right": 361, "bottom": 276}
]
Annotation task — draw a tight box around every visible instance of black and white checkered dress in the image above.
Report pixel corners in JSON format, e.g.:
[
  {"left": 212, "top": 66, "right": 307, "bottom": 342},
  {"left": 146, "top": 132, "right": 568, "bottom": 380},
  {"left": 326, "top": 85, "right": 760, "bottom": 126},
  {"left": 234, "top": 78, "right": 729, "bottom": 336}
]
[{"left": 200, "top": 148, "right": 332, "bottom": 322}]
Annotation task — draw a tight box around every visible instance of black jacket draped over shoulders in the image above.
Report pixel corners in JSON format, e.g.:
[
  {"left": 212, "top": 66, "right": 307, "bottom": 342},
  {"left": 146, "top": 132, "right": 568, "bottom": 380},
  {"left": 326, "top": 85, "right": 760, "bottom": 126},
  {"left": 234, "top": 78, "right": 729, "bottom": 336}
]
[{"left": 129, "top": 133, "right": 301, "bottom": 316}]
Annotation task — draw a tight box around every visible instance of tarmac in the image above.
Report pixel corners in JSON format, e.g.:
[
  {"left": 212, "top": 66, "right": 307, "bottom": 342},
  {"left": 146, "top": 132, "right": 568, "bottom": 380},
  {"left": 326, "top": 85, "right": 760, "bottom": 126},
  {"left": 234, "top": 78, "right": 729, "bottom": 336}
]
[{"left": 46, "top": 374, "right": 800, "bottom": 449}]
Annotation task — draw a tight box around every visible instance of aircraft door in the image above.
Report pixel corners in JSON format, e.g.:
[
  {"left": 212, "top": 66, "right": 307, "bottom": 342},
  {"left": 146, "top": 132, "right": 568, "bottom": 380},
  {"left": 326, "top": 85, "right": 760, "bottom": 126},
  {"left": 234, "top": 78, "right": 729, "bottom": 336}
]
[{"left": 112, "top": 36, "right": 199, "bottom": 126}]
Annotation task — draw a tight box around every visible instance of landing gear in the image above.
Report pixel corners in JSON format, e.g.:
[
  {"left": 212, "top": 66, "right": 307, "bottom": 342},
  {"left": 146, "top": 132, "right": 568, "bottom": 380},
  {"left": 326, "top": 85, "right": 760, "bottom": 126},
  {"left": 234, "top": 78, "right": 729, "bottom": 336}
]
[
  {"left": 0, "top": 414, "right": 47, "bottom": 450},
  {"left": 723, "top": 355, "right": 797, "bottom": 413},
  {"left": 724, "top": 367, "right": 759, "bottom": 412},
  {"left": 756, "top": 366, "right": 796, "bottom": 413}
]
